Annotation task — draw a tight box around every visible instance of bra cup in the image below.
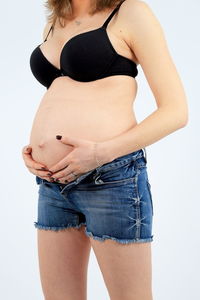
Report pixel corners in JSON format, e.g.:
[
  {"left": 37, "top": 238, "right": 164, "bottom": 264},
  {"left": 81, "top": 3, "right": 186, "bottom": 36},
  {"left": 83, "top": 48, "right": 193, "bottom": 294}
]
[
  {"left": 61, "top": 31, "right": 116, "bottom": 81},
  {"left": 30, "top": 47, "right": 59, "bottom": 88}
]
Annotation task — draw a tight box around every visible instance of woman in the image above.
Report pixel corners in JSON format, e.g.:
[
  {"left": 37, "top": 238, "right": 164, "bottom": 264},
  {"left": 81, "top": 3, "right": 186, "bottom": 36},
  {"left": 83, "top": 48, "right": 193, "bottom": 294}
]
[{"left": 22, "top": 0, "right": 188, "bottom": 299}]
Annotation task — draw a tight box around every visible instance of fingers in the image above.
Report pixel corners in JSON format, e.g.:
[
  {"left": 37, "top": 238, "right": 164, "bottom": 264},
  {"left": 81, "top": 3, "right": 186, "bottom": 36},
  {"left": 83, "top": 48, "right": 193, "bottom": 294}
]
[
  {"left": 22, "top": 145, "right": 48, "bottom": 170},
  {"left": 49, "top": 156, "right": 70, "bottom": 173},
  {"left": 52, "top": 174, "right": 78, "bottom": 184},
  {"left": 27, "top": 166, "right": 53, "bottom": 178},
  {"left": 28, "top": 168, "right": 55, "bottom": 182},
  {"left": 22, "top": 145, "right": 31, "bottom": 153},
  {"left": 55, "top": 135, "right": 80, "bottom": 147},
  {"left": 50, "top": 164, "right": 72, "bottom": 180},
  {"left": 22, "top": 145, "right": 54, "bottom": 182},
  {"left": 58, "top": 173, "right": 80, "bottom": 184},
  {"left": 22, "top": 145, "right": 82, "bottom": 184},
  {"left": 35, "top": 174, "right": 54, "bottom": 182},
  {"left": 50, "top": 165, "right": 81, "bottom": 184},
  {"left": 24, "top": 156, "right": 48, "bottom": 171}
]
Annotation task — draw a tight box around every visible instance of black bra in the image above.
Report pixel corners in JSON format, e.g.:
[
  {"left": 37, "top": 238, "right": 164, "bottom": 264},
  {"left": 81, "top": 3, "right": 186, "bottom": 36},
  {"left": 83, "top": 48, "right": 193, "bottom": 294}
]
[{"left": 30, "top": 2, "right": 138, "bottom": 89}]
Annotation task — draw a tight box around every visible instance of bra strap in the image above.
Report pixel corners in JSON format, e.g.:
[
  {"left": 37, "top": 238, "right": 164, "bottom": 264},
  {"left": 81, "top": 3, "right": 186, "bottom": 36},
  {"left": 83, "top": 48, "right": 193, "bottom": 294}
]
[
  {"left": 102, "top": 2, "right": 122, "bottom": 28},
  {"left": 44, "top": 24, "right": 53, "bottom": 42}
]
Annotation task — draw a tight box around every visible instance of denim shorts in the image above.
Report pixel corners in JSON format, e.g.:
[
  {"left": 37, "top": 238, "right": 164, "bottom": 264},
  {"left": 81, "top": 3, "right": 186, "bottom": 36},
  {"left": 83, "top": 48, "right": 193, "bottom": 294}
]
[{"left": 34, "top": 148, "right": 154, "bottom": 244}]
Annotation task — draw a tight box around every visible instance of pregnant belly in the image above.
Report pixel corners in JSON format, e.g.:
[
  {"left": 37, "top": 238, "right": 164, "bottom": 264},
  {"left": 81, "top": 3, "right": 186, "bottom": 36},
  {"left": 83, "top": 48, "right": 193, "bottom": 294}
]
[{"left": 29, "top": 76, "right": 137, "bottom": 170}]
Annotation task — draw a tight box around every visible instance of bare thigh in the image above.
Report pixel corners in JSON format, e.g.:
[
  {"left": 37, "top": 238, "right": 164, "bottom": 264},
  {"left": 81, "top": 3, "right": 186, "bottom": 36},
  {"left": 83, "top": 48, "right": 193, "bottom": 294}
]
[
  {"left": 90, "top": 239, "right": 153, "bottom": 300},
  {"left": 37, "top": 225, "right": 91, "bottom": 300}
]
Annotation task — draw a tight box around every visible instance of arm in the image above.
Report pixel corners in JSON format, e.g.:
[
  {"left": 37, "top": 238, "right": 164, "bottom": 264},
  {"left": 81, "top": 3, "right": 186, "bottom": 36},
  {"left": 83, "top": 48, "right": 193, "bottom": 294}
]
[{"left": 98, "top": 0, "right": 188, "bottom": 162}]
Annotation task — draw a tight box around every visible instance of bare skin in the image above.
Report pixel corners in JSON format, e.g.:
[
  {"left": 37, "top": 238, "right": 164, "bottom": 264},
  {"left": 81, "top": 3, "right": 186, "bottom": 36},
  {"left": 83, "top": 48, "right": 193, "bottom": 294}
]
[
  {"left": 90, "top": 238, "right": 153, "bottom": 300},
  {"left": 28, "top": 3, "right": 138, "bottom": 178},
  {"left": 37, "top": 226, "right": 153, "bottom": 300},
  {"left": 37, "top": 226, "right": 91, "bottom": 300},
  {"left": 23, "top": 0, "right": 188, "bottom": 299}
]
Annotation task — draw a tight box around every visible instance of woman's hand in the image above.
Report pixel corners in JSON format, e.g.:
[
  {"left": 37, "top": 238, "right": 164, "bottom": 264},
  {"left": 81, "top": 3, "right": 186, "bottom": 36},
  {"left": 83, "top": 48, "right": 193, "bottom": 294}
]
[
  {"left": 48, "top": 135, "right": 109, "bottom": 184},
  {"left": 22, "top": 145, "right": 54, "bottom": 182}
]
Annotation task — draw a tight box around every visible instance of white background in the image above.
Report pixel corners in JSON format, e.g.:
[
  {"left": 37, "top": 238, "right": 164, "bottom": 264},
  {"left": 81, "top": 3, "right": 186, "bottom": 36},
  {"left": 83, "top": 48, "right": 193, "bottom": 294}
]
[{"left": 0, "top": 0, "right": 199, "bottom": 299}]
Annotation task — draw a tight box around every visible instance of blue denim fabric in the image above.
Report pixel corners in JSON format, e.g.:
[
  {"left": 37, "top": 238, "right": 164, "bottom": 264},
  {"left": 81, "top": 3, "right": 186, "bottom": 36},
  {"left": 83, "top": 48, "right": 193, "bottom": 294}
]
[{"left": 34, "top": 148, "right": 154, "bottom": 244}]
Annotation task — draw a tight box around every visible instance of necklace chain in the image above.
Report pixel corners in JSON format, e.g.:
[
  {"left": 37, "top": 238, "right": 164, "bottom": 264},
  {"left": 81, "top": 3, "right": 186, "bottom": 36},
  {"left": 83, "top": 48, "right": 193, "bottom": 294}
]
[{"left": 74, "top": 20, "right": 82, "bottom": 26}]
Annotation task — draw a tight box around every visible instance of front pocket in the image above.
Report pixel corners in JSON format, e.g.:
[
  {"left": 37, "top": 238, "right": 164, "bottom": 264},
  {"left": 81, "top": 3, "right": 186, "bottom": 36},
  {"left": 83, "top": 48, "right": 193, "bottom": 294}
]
[
  {"left": 75, "top": 165, "right": 137, "bottom": 190},
  {"left": 94, "top": 161, "right": 137, "bottom": 184},
  {"left": 94, "top": 172, "right": 134, "bottom": 185},
  {"left": 75, "top": 176, "right": 135, "bottom": 190}
]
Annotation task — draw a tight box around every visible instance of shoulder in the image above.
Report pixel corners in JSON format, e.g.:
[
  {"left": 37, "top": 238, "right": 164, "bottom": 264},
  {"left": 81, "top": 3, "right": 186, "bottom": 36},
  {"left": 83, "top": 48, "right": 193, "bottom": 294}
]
[
  {"left": 117, "top": 0, "right": 165, "bottom": 56},
  {"left": 119, "top": 0, "right": 154, "bottom": 17},
  {"left": 118, "top": 0, "right": 161, "bottom": 34}
]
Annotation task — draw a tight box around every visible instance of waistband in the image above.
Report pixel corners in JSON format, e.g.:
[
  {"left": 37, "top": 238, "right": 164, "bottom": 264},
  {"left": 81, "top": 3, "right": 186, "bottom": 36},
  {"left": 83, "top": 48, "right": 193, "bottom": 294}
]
[{"left": 95, "top": 147, "right": 147, "bottom": 173}]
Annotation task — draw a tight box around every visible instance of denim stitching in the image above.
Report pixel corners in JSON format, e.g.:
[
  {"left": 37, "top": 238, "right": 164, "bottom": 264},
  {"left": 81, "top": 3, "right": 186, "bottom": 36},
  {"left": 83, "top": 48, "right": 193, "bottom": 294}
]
[
  {"left": 127, "top": 168, "right": 141, "bottom": 240},
  {"left": 84, "top": 228, "right": 153, "bottom": 244},
  {"left": 94, "top": 174, "right": 135, "bottom": 185},
  {"left": 147, "top": 180, "right": 154, "bottom": 216},
  {"left": 34, "top": 221, "right": 86, "bottom": 231}
]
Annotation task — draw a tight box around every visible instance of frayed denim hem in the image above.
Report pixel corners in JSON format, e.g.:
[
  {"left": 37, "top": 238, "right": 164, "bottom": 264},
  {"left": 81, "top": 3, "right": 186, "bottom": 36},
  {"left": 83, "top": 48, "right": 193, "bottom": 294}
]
[
  {"left": 34, "top": 222, "right": 86, "bottom": 231},
  {"left": 85, "top": 229, "right": 154, "bottom": 244}
]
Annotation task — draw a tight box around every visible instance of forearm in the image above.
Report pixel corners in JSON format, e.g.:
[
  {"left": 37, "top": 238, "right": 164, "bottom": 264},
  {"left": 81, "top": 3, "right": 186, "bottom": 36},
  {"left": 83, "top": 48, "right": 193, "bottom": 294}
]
[{"left": 99, "top": 106, "right": 188, "bottom": 163}]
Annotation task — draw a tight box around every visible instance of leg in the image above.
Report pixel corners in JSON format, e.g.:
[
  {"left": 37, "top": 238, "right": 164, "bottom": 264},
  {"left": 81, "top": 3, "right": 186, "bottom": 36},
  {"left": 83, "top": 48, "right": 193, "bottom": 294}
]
[
  {"left": 34, "top": 149, "right": 153, "bottom": 299},
  {"left": 79, "top": 164, "right": 154, "bottom": 300},
  {"left": 37, "top": 225, "right": 91, "bottom": 300},
  {"left": 90, "top": 239, "right": 153, "bottom": 300}
]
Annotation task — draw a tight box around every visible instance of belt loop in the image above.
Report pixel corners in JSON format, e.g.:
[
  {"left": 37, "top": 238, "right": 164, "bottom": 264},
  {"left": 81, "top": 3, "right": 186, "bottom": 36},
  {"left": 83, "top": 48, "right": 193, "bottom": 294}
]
[{"left": 143, "top": 148, "right": 147, "bottom": 163}]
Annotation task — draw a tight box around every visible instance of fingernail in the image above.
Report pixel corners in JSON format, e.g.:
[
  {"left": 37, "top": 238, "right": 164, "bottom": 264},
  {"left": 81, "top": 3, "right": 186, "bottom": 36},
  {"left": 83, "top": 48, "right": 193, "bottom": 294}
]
[{"left": 56, "top": 135, "right": 62, "bottom": 140}]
